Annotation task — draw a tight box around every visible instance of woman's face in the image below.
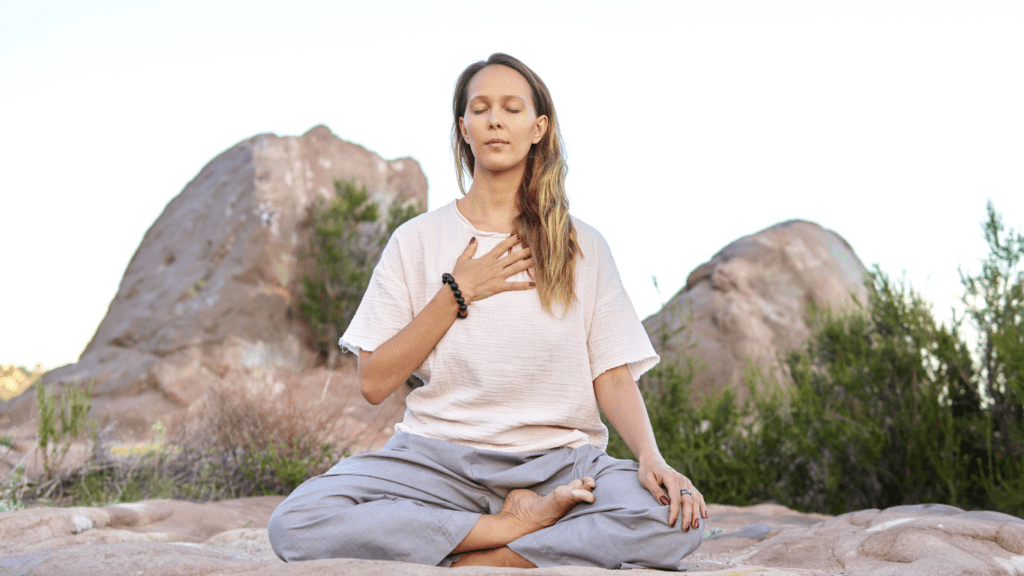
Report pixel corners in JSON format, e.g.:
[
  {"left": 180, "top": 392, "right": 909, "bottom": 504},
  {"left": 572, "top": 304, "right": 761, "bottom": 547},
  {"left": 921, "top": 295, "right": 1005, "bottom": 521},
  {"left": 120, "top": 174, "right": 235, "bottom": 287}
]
[{"left": 459, "top": 64, "right": 548, "bottom": 176}]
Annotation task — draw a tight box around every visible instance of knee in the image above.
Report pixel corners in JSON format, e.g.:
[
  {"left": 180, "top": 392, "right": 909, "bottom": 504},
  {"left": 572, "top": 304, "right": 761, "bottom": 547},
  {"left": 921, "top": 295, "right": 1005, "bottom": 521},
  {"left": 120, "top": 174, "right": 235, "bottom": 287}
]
[
  {"left": 666, "top": 515, "right": 705, "bottom": 558},
  {"left": 268, "top": 493, "right": 374, "bottom": 562},
  {"left": 267, "top": 500, "right": 299, "bottom": 562}
]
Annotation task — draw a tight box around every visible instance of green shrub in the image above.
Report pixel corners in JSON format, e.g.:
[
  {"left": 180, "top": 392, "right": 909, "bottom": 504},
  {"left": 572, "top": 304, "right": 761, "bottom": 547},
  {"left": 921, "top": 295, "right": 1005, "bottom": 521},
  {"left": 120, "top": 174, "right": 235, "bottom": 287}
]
[
  {"left": 36, "top": 379, "right": 97, "bottom": 481},
  {"left": 755, "top": 272, "right": 980, "bottom": 514},
  {"left": 298, "top": 178, "right": 422, "bottom": 368}
]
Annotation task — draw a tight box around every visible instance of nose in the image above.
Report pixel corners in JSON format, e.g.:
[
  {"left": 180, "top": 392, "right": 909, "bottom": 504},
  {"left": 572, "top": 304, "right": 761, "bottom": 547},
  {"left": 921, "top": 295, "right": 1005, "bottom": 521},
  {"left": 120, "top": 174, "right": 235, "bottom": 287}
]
[{"left": 487, "top": 109, "right": 502, "bottom": 129}]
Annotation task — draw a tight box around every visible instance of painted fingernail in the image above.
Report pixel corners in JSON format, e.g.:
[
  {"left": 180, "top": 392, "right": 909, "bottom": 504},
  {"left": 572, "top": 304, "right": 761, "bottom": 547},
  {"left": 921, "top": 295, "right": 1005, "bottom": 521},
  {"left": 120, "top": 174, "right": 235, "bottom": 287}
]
[
  {"left": 683, "top": 524, "right": 689, "bottom": 532},
  {"left": 470, "top": 237, "right": 476, "bottom": 244},
  {"left": 703, "top": 511, "right": 708, "bottom": 519},
  {"left": 660, "top": 496, "right": 669, "bottom": 506},
  {"left": 693, "top": 519, "right": 700, "bottom": 529}
]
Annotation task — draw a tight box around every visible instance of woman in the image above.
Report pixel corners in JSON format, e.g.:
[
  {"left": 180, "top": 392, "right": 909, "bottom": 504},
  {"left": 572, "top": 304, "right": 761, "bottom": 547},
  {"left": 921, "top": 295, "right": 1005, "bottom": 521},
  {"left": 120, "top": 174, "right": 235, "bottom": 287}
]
[{"left": 268, "top": 53, "right": 707, "bottom": 570}]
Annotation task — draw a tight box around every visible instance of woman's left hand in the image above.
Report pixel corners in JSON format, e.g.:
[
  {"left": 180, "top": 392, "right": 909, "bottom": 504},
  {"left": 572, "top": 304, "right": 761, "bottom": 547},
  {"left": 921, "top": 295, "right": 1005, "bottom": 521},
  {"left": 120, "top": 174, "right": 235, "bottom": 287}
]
[{"left": 637, "top": 457, "right": 707, "bottom": 531}]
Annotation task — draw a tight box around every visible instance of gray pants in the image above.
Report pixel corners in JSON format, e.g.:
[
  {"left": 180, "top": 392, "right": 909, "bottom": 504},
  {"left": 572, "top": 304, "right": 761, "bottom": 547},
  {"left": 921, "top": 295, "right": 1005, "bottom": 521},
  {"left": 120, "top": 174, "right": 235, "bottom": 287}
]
[{"left": 268, "top": 432, "right": 703, "bottom": 570}]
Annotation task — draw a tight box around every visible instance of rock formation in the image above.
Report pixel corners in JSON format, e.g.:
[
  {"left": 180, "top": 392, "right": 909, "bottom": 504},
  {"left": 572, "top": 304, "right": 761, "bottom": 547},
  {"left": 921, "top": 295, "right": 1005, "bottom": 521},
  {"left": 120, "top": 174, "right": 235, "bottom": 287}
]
[
  {"left": 3, "top": 497, "right": 1022, "bottom": 575},
  {"left": 0, "top": 126, "right": 425, "bottom": 439},
  {"left": 644, "top": 220, "right": 869, "bottom": 401}
]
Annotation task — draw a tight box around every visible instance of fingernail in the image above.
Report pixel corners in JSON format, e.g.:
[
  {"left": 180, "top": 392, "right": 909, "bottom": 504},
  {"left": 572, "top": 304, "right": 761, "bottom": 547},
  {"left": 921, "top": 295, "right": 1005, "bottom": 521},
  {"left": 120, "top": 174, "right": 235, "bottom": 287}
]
[
  {"left": 470, "top": 237, "right": 476, "bottom": 244},
  {"left": 693, "top": 519, "right": 700, "bottom": 529},
  {"left": 660, "top": 496, "right": 669, "bottom": 506},
  {"left": 683, "top": 524, "right": 689, "bottom": 532},
  {"left": 703, "top": 511, "right": 708, "bottom": 519}
]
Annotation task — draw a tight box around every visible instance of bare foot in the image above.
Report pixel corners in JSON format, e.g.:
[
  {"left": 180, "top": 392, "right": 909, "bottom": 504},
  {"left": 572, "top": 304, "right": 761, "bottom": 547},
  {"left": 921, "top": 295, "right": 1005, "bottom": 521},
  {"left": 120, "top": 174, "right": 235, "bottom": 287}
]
[
  {"left": 499, "top": 477, "right": 597, "bottom": 532},
  {"left": 450, "top": 477, "right": 598, "bottom": 558}
]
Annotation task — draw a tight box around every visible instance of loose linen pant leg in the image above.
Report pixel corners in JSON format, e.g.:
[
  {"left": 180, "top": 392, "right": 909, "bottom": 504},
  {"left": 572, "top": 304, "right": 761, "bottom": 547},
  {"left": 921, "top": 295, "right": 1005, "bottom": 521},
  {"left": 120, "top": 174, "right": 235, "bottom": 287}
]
[
  {"left": 269, "top": 433, "right": 703, "bottom": 569},
  {"left": 268, "top": 433, "right": 490, "bottom": 565},
  {"left": 505, "top": 444, "right": 705, "bottom": 570}
]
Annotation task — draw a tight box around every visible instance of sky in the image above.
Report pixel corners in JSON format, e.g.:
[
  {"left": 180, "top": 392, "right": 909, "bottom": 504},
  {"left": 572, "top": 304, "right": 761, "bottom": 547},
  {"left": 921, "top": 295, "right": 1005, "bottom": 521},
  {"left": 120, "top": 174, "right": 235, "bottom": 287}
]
[{"left": 2, "top": 0, "right": 1022, "bottom": 370}]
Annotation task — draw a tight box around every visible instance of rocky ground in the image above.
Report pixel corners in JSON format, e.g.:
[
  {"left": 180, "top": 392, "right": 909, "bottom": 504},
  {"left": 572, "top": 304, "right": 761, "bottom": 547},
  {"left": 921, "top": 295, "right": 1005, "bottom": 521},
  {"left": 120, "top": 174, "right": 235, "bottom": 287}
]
[{"left": 3, "top": 497, "right": 1023, "bottom": 576}]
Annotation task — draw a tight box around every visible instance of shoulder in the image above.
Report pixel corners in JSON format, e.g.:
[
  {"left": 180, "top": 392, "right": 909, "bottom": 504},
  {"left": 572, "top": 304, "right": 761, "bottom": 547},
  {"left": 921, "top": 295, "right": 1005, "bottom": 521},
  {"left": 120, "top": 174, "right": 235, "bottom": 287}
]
[
  {"left": 570, "top": 215, "right": 614, "bottom": 261},
  {"left": 388, "top": 201, "right": 457, "bottom": 245}
]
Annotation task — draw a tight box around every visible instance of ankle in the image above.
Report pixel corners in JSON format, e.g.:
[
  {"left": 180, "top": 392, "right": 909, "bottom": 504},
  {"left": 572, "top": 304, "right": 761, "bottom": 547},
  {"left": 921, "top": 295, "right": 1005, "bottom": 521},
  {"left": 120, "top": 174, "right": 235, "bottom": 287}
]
[{"left": 453, "top": 547, "right": 536, "bottom": 568}]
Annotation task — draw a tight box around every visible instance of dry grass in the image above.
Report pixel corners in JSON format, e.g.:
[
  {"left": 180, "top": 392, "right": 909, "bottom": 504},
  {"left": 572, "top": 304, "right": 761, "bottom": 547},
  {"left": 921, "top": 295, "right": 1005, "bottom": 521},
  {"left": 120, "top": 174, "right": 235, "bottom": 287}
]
[{"left": 4, "top": 374, "right": 352, "bottom": 506}]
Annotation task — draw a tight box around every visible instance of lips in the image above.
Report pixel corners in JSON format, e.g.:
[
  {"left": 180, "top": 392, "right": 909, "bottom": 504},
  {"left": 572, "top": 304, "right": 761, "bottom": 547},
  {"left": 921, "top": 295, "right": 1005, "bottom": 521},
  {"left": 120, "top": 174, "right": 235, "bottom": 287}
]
[{"left": 485, "top": 138, "right": 508, "bottom": 145}]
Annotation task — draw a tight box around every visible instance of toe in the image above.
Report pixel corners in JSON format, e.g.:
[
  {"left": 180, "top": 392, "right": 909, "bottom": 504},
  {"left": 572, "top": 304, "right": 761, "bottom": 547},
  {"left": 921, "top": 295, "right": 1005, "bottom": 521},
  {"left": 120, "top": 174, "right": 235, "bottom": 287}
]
[{"left": 569, "top": 488, "right": 596, "bottom": 503}]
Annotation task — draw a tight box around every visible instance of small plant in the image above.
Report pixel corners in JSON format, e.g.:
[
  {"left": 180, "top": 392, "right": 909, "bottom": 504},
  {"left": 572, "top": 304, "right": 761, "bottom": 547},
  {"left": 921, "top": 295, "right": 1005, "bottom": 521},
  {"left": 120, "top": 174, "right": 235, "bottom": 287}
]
[
  {"left": 1, "top": 464, "right": 28, "bottom": 509},
  {"left": 36, "top": 379, "right": 97, "bottom": 481}
]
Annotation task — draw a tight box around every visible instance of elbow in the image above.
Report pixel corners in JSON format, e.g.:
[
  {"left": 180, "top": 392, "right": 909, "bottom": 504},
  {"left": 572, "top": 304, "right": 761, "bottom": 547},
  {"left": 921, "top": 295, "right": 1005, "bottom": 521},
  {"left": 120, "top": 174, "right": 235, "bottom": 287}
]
[
  {"left": 361, "top": 386, "right": 386, "bottom": 406},
  {"left": 357, "top": 351, "right": 386, "bottom": 405},
  {"left": 358, "top": 372, "right": 387, "bottom": 405}
]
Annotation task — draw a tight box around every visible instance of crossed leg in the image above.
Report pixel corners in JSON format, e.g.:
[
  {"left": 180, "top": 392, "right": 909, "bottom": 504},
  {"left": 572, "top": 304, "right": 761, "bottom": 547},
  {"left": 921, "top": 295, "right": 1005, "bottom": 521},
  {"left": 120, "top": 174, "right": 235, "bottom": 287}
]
[{"left": 451, "top": 477, "right": 597, "bottom": 567}]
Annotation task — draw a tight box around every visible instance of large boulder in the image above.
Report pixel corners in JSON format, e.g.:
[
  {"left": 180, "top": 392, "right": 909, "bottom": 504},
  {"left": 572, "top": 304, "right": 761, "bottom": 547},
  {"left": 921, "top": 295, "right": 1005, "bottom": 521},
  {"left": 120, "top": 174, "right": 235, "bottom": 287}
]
[
  {"left": 644, "top": 220, "right": 869, "bottom": 402},
  {"left": 0, "top": 126, "right": 426, "bottom": 439}
]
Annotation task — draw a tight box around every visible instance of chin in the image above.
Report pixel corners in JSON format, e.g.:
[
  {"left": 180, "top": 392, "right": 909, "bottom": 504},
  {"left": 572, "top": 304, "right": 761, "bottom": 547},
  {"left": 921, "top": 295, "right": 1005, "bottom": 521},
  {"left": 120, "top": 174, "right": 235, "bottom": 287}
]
[{"left": 477, "top": 157, "right": 526, "bottom": 174}]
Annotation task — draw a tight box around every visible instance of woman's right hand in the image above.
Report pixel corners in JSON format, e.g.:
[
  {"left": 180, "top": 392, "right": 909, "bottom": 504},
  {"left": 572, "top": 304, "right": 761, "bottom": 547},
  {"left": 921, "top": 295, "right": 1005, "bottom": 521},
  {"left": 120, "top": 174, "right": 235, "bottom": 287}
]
[{"left": 451, "top": 235, "right": 535, "bottom": 303}]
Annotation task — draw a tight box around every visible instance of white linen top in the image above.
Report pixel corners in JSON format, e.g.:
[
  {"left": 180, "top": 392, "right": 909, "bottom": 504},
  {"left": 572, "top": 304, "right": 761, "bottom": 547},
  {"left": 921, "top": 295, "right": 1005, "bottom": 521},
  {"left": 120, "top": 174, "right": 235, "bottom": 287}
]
[{"left": 340, "top": 200, "right": 658, "bottom": 452}]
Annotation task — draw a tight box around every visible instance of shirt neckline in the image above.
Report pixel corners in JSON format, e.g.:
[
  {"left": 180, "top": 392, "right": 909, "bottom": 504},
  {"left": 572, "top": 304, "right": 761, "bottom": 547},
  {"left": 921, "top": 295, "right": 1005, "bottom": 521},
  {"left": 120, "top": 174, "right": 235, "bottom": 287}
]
[{"left": 450, "top": 200, "right": 512, "bottom": 239}]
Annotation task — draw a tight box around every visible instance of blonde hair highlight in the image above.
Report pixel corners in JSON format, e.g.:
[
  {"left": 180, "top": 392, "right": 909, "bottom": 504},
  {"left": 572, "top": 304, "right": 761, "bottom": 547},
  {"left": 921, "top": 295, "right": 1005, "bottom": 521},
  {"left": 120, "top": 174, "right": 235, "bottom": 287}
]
[{"left": 451, "top": 53, "right": 580, "bottom": 311}]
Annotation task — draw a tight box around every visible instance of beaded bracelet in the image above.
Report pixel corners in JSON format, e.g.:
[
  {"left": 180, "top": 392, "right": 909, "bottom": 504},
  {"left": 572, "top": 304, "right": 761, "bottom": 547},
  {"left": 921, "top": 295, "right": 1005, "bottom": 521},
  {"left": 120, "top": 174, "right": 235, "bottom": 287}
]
[{"left": 442, "top": 273, "right": 468, "bottom": 318}]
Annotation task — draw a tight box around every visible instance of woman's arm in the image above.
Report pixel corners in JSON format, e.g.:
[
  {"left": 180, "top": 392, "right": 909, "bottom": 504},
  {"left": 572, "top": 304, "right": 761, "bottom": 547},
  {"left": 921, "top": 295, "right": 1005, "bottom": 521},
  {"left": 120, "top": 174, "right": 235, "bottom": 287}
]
[
  {"left": 593, "top": 364, "right": 708, "bottom": 530},
  {"left": 358, "top": 235, "right": 534, "bottom": 404}
]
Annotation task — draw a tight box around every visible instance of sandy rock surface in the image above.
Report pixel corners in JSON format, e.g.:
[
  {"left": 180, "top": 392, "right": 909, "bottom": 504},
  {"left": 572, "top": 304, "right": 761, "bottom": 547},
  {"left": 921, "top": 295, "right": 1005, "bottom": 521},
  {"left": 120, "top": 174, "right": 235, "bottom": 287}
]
[
  {"left": 644, "top": 219, "right": 869, "bottom": 402},
  {"left": 4, "top": 497, "right": 1021, "bottom": 576}
]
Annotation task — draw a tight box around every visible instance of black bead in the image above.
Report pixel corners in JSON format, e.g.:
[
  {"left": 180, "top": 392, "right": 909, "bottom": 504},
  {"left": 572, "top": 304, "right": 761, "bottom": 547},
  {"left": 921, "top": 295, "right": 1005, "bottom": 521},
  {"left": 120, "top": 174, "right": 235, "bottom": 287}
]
[
  {"left": 456, "top": 297, "right": 465, "bottom": 305},
  {"left": 459, "top": 304, "right": 467, "bottom": 312},
  {"left": 453, "top": 290, "right": 462, "bottom": 298},
  {"left": 450, "top": 282, "right": 458, "bottom": 290}
]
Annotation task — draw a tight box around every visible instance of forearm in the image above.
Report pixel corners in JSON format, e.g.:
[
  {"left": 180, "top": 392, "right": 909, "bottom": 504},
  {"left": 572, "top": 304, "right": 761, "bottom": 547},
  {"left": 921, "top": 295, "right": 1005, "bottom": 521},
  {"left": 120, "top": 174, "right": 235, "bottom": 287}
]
[
  {"left": 593, "top": 365, "right": 663, "bottom": 463},
  {"left": 358, "top": 286, "right": 460, "bottom": 404}
]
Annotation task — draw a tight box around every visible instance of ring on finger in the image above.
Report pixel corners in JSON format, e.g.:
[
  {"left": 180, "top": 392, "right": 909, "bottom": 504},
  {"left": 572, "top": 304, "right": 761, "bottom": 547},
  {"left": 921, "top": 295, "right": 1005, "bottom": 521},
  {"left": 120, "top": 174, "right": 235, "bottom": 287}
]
[{"left": 680, "top": 489, "right": 691, "bottom": 497}]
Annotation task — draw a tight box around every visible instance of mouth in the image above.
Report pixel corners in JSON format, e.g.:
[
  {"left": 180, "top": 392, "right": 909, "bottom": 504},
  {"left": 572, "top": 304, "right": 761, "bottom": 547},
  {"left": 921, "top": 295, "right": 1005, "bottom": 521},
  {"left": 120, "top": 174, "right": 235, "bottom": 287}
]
[{"left": 485, "top": 139, "right": 508, "bottom": 145}]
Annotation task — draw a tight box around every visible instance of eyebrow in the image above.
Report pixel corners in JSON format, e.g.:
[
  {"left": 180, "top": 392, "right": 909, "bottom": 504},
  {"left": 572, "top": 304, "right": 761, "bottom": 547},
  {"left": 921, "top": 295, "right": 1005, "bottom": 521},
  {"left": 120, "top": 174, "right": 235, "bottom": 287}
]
[{"left": 468, "top": 94, "right": 527, "bottom": 105}]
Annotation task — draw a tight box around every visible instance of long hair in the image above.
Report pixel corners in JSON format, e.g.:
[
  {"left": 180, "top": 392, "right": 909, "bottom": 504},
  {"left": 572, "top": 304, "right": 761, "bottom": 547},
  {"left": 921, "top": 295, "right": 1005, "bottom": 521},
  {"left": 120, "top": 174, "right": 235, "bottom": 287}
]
[{"left": 451, "top": 53, "right": 580, "bottom": 311}]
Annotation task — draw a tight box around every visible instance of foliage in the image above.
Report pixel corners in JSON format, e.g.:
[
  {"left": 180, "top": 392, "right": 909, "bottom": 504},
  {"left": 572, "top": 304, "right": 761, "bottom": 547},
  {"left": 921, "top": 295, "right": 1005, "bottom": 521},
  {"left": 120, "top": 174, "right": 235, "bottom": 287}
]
[
  {"left": 608, "top": 202, "right": 1024, "bottom": 518},
  {"left": 756, "top": 272, "right": 982, "bottom": 514},
  {"left": 298, "top": 178, "right": 422, "bottom": 368},
  {"left": 958, "top": 201, "right": 1024, "bottom": 514},
  {"left": 36, "top": 379, "right": 97, "bottom": 481}
]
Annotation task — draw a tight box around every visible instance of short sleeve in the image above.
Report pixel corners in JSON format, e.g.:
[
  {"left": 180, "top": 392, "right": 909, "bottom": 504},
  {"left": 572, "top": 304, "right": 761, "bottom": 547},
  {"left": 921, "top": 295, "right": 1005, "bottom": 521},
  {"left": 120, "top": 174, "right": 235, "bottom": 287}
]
[
  {"left": 587, "top": 235, "right": 659, "bottom": 382},
  {"left": 339, "top": 234, "right": 413, "bottom": 354}
]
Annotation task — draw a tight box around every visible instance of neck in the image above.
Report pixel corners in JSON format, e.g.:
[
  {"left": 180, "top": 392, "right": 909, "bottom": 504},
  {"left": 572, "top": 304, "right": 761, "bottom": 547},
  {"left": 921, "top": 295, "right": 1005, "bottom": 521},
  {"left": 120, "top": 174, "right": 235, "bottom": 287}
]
[{"left": 458, "top": 164, "right": 524, "bottom": 234}]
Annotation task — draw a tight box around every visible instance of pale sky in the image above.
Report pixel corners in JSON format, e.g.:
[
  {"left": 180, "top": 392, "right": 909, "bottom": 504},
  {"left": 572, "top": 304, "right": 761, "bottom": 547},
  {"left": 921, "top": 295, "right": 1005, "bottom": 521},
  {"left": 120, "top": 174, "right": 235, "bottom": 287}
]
[{"left": 2, "top": 0, "right": 1022, "bottom": 369}]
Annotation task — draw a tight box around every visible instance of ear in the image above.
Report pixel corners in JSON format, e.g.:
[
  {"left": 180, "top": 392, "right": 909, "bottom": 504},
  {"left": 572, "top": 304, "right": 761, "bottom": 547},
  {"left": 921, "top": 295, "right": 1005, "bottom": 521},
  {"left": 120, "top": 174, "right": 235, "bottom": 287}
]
[
  {"left": 532, "top": 115, "right": 549, "bottom": 145},
  {"left": 458, "top": 116, "right": 469, "bottom": 142}
]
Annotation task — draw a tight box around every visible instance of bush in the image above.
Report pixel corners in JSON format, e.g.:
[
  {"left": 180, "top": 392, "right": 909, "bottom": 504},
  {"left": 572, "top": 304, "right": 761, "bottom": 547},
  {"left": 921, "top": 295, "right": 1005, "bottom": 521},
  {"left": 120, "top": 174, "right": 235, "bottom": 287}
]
[{"left": 298, "top": 179, "right": 422, "bottom": 368}]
